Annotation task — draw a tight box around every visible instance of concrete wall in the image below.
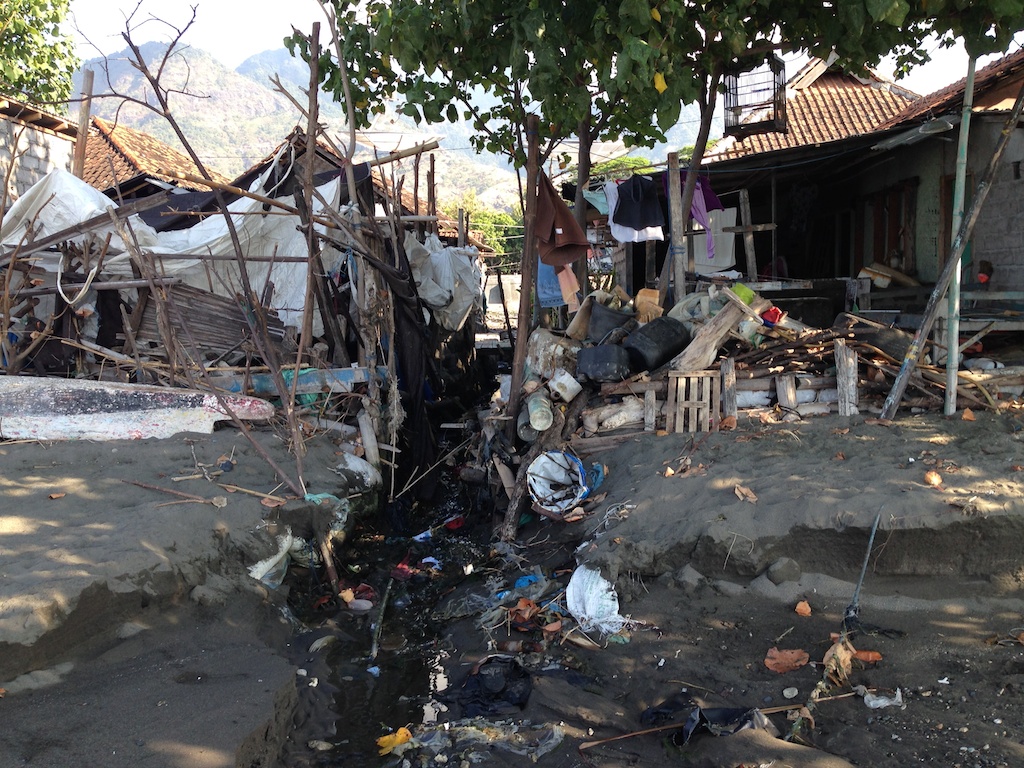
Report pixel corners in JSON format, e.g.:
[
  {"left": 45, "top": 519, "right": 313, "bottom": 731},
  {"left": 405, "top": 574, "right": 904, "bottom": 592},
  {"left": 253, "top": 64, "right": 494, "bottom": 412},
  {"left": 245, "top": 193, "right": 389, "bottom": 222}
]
[
  {"left": 970, "top": 118, "right": 1024, "bottom": 291},
  {"left": 0, "top": 119, "right": 75, "bottom": 208}
]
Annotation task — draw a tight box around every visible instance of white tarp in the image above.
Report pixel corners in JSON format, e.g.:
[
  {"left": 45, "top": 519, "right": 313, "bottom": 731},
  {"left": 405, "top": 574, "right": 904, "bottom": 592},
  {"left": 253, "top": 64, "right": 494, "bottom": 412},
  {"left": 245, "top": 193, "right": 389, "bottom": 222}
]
[
  {"left": 404, "top": 231, "right": 483, "bottom": 332},
  {"left": 0, "top": 160, "right": 347, "bottom": 328}
]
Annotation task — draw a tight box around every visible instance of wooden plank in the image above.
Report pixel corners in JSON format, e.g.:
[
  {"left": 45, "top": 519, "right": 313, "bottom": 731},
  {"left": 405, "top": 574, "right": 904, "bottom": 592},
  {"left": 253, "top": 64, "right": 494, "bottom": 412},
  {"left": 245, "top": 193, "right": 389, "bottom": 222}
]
[
  {"left": 834, "top": 338, "right": 859, "bottom": 416},
  {"left": 665, "top": 371, "right": 678, "bottom": 432},
  {"left": 738, "top": 189, "right": 758, "bottom": 281},
  {"left": 663, "top": 151, "right": 686, "bottom": 305},
  {"left": 776, "top": 373, "right": 798, "bottom": 410},
  {"left": 644, "top": 389, "right": 657, "bottom": 432},
  {"left": 721, "top": 357, "right": 737, "bottom": 419}
]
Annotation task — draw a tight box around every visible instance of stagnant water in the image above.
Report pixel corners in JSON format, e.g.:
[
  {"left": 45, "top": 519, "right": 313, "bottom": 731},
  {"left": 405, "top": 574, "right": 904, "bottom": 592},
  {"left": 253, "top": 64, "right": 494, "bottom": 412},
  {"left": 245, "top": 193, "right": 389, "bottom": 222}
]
[{"left": 274, "top": 464, "right": 494, "bottom": 766}]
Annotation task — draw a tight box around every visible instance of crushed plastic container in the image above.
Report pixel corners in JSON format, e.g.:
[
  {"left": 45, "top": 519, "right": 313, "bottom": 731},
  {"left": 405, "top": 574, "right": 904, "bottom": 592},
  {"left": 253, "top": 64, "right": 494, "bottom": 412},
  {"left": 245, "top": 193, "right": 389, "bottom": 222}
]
[
  {"left": 622, "top": 315, "right": 691, "bottom": 371},
  {"left": 547, "top": 368, "right": 583, "bottom": 402},
  {"left": 587, "top": 302, "right": 635, "bottom": 343},
  {"left": 576, "top": 344, "right": 631, "bottom": 383}
]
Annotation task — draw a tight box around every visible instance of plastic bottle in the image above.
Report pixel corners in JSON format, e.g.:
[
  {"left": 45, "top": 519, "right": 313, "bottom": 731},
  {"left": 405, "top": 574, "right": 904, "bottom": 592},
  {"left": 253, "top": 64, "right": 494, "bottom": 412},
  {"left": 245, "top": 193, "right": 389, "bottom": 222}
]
[
  {"left": 517, "top": 409, "right": 539, "bottom": 442},
  {"left": 526, "top": 390, "right": 554, "bottom": 431}
]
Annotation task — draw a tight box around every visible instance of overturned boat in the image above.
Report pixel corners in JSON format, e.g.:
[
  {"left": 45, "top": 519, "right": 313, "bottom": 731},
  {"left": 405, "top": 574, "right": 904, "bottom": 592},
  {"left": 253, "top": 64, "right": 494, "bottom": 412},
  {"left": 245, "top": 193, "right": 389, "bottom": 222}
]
[{"left": 0, "top": 376, "right": 275, "bottom": 441}]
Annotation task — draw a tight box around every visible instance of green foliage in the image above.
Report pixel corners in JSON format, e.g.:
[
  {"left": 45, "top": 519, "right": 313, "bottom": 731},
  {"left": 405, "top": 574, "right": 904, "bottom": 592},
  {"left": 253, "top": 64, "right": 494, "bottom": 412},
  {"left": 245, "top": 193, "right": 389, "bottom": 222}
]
[
  {"left": 564, "top": 155, "right": 656, "bottom": 182},
  {"left": 0, "top": 0, "right": 78, "bottom": 106},
  {"left": 440, "top": 190, "right": 523, "bottom": 269},
  {"left": 295, "top": 0, "right": 1024, "bottom": 212}
]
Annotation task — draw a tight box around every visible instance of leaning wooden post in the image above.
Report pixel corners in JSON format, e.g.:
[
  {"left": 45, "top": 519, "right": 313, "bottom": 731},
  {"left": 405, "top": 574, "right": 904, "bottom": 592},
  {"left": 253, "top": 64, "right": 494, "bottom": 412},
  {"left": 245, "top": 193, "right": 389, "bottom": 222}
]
[
  {"left": 666, "top": 152, "right": 687, "bottom": 301},
  {"left": 505, "top": 114, "right": 541, "bottom": 443},
  {"left": 880, "top": 81, "right": 1024, "bottom": 420}
]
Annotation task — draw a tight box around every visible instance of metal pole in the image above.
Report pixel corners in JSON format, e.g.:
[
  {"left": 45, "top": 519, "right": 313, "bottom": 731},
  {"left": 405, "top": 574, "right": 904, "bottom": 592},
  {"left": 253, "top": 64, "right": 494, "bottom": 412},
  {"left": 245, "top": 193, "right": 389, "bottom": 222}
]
[{"left": 944, "top": 57, "right": 976, "bottom": 415}]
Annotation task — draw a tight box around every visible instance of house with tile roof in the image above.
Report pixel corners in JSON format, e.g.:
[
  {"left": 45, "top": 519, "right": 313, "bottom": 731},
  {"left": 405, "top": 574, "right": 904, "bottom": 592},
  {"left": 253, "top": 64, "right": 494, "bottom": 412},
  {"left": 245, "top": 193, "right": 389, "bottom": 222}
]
[
  {"left": 868, "top": 47, "right": 1024, "bottom": 292},
  {"left": 82, "top": 115, "right": 230, "bottom": 199},
  {"left": 700, "top": 56, "right": 919, "bottom": 294},
  {"left": 0, "top": 94, "right": 78, "bottom": 209}
]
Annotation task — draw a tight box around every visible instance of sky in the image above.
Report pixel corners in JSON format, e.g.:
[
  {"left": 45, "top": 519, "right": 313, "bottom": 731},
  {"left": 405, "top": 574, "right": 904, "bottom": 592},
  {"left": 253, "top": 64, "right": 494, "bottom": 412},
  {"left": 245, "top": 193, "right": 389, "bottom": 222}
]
[
  {"left": 68, "top": 0, "right": 1021, "bottom": 96},
  {"left": 69, "top": 0, "right": 327, "bottom": 68}
]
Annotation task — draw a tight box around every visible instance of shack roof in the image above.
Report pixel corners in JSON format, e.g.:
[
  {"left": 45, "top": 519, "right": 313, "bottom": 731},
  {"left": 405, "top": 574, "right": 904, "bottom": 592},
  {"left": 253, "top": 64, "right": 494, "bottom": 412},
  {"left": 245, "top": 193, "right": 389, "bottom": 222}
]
[
  {"left": 82, "top": 116, "right": 230, "bottom": 195},
  {"left": 0, "top": 94, "right": 77, "bottom": 140},
  {"left": 705, "top": 59, "right": 917, "bottom": 164},
  {"left": 878, "top": 46, "right": 1024, "bottom": 129}
]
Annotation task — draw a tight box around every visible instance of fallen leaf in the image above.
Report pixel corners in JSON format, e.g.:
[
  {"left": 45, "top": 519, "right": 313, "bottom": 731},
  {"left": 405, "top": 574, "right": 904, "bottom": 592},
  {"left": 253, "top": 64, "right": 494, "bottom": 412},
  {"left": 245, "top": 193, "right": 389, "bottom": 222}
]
[
  {"left": 339, "top": 588, "right": 355, "bottom": 604},
  {"left": 830, "top": 427, "right": 850, "bottom": 435},
  {"left": 864, "top": 418, "right": 893, "bottom": 426},
  {"left": 853, "top": 649, "right": 883, "bottom": 663},
  {"left": 308, "top": 739, "right": 334, "bottom": 751},
  {"left": 48, "top": 492, "right": 66, "bottom": 500},
  {"left": 734, "top": 484, "right": 758, "bottom": 503},
  {"left": 720, "top": 415, "right": 737, "bottom": 431},
  {"left": 377, "top": 727, "right": 412, "bottom": 755},
  {"left": 794, "top": 600, "right": 812, "bottom": 617},
  {"left": 260, "top": 496, "right": 286, "bottom": 508},
  {"left": 833, "top": 452, "right": 846, "bottom": 461},
  {"left": 543, "top": 619, "right": 562, "bottom": 637},
  {"left": 1012, "top": 465, "right": 1024, "bottom": 472},
  {"left": 0, "top": 687, "right": 5, "bottom": 698},
  {"left": 664, "top": 466, "right": 675, "bottom": 477},
  {"left": 764, "top": 647, "right": 811, "bottom": 674},
  {"left": 823, "top": 638, "right": 854, "bottom": 684},
  {"left": 962, "top": 408, "right": 976, "bottom": 421},
  {"left": 510, "top": 598, "right": 541, "bottom": 626},
  {"left": 924, "top": 470, "right": 943, "bottom": 487},
  {"left": 210, "top": 496, "right": 228, "bottom": 508}
]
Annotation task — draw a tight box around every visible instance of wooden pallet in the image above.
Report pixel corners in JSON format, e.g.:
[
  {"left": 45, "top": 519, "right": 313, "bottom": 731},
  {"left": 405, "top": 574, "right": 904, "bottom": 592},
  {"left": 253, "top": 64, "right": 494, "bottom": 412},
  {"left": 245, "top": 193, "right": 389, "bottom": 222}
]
[{"left": 666, "top": 370, "right": 721, "bottom": 433}]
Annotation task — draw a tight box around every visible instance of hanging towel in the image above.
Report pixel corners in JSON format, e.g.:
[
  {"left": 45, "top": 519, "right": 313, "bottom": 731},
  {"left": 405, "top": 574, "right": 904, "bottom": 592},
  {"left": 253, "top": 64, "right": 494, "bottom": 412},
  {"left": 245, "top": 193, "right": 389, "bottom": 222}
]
[
  {"left": 613, "top": 175, "right": 665, "bottom": 229},
  {"left": 536, "top": 171, "right": 589, "bottom": 266}
]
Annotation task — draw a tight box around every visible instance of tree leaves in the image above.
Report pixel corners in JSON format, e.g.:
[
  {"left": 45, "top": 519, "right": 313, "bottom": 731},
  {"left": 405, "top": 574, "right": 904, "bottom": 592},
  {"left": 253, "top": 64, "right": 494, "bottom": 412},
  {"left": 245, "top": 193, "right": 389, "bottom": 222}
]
[{"left": 0, "top": 0, "right": 78, "bottom": 105}]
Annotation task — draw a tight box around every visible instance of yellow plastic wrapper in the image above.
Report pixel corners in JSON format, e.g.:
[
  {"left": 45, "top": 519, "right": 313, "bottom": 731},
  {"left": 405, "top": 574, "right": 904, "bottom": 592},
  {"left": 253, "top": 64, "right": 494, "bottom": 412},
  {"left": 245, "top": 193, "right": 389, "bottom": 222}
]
[{"left": 377, "top": 727, "right": 412, "bottom": 755}]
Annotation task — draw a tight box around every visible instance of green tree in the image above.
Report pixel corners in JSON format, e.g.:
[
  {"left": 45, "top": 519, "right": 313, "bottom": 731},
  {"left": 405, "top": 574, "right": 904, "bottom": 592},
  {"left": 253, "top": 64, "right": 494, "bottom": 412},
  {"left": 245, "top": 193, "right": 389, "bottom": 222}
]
[
  {"left": 0, "top": 0, "right": 78, "bottom": 106},
  {"left": 441, "top": 190, "right": 523, "bottom": 269},
  {"left": 295, "top": 0, "right": 1023, "bottom": 281}
]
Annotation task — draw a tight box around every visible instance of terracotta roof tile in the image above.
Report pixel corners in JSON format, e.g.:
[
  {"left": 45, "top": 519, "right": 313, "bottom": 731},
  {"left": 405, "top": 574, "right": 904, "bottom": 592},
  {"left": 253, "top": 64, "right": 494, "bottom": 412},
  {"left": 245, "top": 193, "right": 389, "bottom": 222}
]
[
  {"left": 706, "top": 70, "right": 915, "bottom": 163},
  {"left": 878, "top": 46, "right": 1024, "bottom": 129},
  {"left": 81, "top": 116, "right": 230, "bottom": 192}
]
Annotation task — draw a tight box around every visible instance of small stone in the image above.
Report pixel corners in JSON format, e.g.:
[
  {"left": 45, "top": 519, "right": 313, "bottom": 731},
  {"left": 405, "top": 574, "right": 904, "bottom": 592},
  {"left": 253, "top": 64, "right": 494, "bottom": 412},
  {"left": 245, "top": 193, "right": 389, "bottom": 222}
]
[
  {"left": 673, "top": 564, "right": 705, "bottom": 593},
  {"left": 767, "top": 557, "right": 801, "bottom": 585},
  {"left": 783, "top": 687, "right": 799, "bottom": 699}
]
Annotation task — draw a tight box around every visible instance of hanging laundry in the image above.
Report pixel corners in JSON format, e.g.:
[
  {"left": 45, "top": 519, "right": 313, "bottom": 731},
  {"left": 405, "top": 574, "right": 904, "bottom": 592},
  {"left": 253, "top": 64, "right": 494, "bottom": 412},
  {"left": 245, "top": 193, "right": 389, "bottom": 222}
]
[
  {"left": 614, "top": 176, "right": 665, "bottom": 229},
  {"left": 536, "top": 171, "right": 589, "bottom": 266},
  {"left": 664, "top": 173, "right": 726, "bottom": 261},
  {"left": 604, "top": 180, "right": 664, "bottom": 243}
]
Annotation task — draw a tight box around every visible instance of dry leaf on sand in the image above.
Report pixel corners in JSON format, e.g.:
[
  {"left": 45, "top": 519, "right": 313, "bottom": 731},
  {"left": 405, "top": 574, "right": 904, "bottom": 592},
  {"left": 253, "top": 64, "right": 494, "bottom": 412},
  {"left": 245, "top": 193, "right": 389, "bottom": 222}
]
[
  {"left": 720, "top": 415, "right": 737, "bottom": 431},
  {"left": 794, "top": 600, "right": 812, "bottom": 617},
  {"left": 823, "top": 638, "right": 855, "bottom": 684},
  {"left": 764, "top": 647, "right": 810, "bottom": 674},
  {"left": 734, "top": 484, "right": 758, "bottom": 503},
  {"left": 962, "top": 408, "right": 976, "bottom": 421}
]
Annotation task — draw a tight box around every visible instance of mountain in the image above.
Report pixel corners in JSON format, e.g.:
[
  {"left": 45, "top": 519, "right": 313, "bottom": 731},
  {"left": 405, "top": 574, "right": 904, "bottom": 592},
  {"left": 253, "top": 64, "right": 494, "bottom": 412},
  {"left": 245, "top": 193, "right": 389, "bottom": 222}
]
[{"left": 74, "top": 44, "right": 716, "bottom": 210}]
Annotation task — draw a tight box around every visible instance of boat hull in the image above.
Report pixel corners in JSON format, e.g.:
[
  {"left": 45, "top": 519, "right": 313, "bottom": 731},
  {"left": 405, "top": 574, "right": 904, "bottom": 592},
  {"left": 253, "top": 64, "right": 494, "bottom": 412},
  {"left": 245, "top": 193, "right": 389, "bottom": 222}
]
[{"left": 0, "top": 377, "right": 276, "bottom": 441}]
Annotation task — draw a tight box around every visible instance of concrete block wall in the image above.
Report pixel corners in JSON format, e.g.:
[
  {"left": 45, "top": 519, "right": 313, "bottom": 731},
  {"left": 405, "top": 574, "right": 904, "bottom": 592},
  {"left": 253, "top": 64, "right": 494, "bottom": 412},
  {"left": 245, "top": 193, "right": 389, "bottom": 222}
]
[
  {"left": 0, "top": 119, "right": 75, "bottom": 207},
  {"left": 972, "top": 134, "right": 1024, "bottom": 291}
]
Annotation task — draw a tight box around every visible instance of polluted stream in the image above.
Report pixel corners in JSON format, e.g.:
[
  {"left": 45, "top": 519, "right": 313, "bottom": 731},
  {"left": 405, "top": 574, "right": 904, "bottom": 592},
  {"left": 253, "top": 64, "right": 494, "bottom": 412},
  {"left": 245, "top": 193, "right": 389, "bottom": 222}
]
[{"left": 273, "top": 447, "right": 507, "bottom": 766}]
